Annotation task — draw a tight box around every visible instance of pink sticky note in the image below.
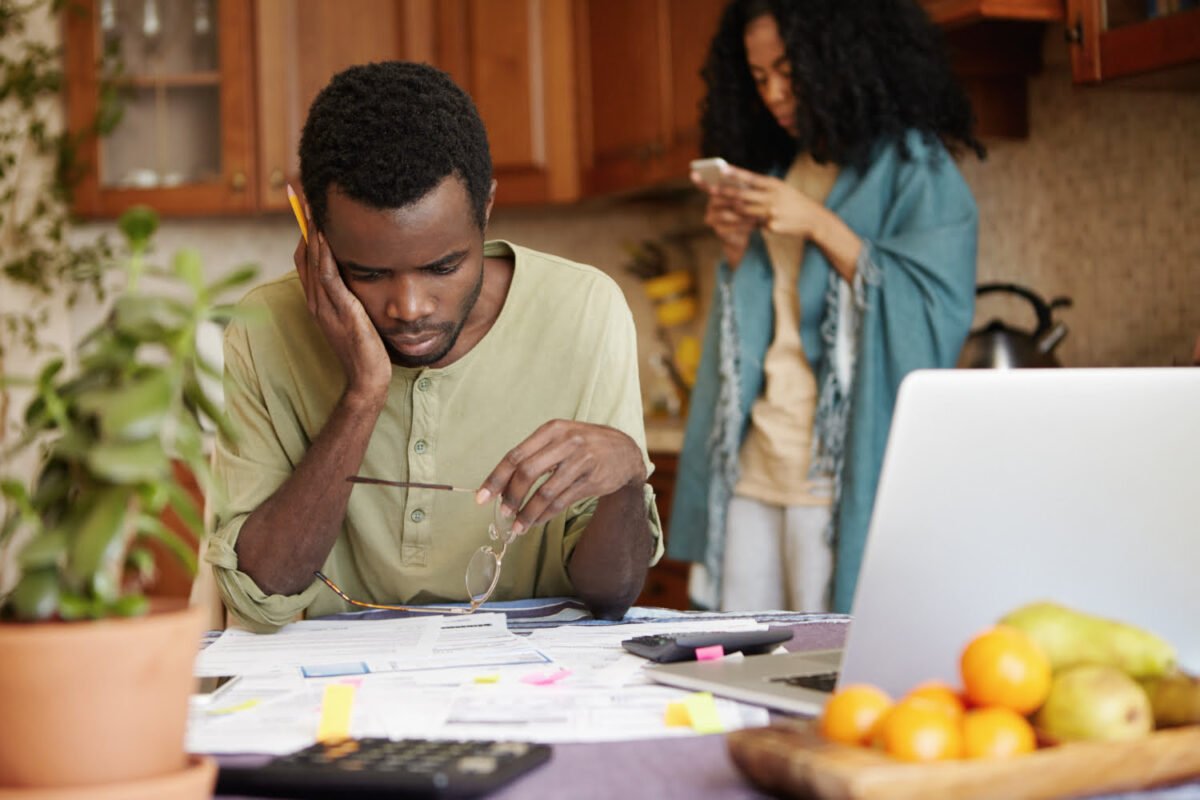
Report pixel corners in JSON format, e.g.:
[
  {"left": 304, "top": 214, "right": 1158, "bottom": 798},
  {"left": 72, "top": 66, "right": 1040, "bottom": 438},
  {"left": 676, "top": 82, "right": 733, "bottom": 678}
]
[
  {"left": 520, "top": 668, "right": 572, "bottom": 686},
  {"left": 695, "top": 644, "right": 725, "bottom": 662}
]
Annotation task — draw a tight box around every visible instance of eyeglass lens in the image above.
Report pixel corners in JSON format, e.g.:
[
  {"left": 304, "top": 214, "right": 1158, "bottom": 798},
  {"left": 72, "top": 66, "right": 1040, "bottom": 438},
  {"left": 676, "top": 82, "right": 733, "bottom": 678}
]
[{"left": 465, "top": 498, "right": 516, "bottom": 603}]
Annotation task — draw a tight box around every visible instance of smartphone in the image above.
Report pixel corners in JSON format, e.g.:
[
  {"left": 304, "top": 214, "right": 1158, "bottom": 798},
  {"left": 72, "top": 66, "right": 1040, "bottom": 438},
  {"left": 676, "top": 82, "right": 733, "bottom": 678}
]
[{"left": 690, "top": 156, "right": 736, "bottom": 187}]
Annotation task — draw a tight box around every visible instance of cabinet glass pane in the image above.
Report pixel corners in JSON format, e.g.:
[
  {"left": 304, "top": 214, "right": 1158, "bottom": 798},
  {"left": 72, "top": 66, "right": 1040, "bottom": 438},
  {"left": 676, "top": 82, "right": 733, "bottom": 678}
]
[
  {"left": 95, "top": 0, "right": 222, "bottom": 189},
  {"left": 99, "top": 0, "right": 219, "bottom": 74},
  {"left": 100, "top": 85, "right": 222, "bottom": 188},
  {"left": 1105, "top": 0, "right": 1197, "bottom": 30}
]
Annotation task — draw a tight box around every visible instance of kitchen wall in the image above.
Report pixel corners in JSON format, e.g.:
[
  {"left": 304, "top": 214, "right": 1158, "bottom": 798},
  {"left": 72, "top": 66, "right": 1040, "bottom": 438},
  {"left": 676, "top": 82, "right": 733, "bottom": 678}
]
[
  {"left": 64, "top": 24, "right": 1199, "bottom": 413},
  {"left": 959, "top": 24, "right": 1199, "bottom": 368}
]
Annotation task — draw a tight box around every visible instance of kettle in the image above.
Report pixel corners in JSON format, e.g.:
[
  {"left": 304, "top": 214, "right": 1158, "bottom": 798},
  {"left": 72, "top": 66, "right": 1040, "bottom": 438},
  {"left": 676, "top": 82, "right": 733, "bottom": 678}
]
[{"left": 957, "top": 283, "right": 1072, "bottom": 369}]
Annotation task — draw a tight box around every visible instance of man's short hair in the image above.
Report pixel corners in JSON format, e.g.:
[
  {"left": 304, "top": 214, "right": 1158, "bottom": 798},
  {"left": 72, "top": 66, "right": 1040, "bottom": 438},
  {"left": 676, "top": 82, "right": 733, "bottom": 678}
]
[{"left": 299, "top": 61, "right": 493, "bottom": 232}]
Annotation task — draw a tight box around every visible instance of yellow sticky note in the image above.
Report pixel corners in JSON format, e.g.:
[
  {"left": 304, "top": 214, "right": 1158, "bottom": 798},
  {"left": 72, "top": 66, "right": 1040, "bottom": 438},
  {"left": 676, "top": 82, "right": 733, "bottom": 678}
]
[
  {"left": 316, "top": 683, "right": 356, "bottom": 742},
  {"left": 683, "top": 691, "right": 724, "bottom": 734},
  {"left": 664, "top": 701, "right": 691, "bottom": 727},
  {"left": 474, "top": 674, "right": 501, "bottom": 684},
  {"left": 207, "top": 698, "right": 260, "bottom": 716}
]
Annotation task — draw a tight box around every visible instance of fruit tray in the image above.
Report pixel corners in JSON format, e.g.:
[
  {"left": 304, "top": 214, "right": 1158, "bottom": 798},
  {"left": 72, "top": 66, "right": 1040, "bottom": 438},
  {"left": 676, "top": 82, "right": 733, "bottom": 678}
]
[{"left": 727, "top": 720, "right": 1200, "bottom": 800}]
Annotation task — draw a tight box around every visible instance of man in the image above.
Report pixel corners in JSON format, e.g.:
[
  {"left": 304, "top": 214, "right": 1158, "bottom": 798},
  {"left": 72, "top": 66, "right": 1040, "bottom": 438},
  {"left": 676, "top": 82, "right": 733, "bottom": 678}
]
[{"left": 205, "top": 62, "right": 661, "bottom": 632}]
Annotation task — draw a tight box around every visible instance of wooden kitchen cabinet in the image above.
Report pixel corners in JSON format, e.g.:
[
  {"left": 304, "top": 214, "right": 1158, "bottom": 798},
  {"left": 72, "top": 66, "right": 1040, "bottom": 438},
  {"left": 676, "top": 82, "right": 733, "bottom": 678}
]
[
  {"left": 253, "top": 0, "right": 430, "bottom": 212},
  {"left": 64, "top": 0, "right": 258, "bottom": 217},
  {"left": 1065, "top": 0, "right": 1200, "bottom": 84},
  {"left": 433, "top": 0, "right": 582, "bottom": 205},
  {"left": 637, "top": 451, "right": 691, "bottom": 610},
  {"left": 577, "top": 0, "right": 726, "bottom": 196}
]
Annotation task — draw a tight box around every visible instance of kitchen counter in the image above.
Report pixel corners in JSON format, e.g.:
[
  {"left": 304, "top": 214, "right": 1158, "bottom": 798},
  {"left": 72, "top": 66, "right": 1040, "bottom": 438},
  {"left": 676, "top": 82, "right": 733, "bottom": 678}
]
[{"left": 645, "top": 416, "right": 686, "bottom": 454}]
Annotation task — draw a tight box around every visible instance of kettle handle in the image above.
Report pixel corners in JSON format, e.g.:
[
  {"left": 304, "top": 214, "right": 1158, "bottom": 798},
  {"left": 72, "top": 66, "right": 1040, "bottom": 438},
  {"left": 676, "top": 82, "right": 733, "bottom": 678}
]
[{"left": 975, "top": 283, "right": 1070, "bottom": 336}]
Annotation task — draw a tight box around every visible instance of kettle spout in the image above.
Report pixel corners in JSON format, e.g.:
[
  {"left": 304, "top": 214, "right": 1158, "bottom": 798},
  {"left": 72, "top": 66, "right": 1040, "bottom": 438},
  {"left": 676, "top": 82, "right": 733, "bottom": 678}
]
[{"left": 1037, "top": 321, "right": 1068, "bottom": 355}]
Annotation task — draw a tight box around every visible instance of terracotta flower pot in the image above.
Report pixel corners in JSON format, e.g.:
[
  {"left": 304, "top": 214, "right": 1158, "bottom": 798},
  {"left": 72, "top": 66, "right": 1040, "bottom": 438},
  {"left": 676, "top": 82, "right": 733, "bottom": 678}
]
[
  {"left": 0, "top": 600, "right": 205, "bottom": 790},
  {"left": 0, "top": 754, "right": 215, "bottom": 800}
]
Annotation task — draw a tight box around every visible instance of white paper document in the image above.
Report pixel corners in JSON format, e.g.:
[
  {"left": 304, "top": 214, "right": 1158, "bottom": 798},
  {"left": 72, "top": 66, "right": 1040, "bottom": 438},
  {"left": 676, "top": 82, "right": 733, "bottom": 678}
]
[
  {"left": 188, "top": 613, "right": 780, "bottom": 754},
  {"left": 194, "top": 616, "right": 442, "bottom": 677}
]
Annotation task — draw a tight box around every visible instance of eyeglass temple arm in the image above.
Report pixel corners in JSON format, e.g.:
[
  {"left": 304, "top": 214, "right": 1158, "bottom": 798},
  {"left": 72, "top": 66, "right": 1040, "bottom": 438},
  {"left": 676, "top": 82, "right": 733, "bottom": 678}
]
[{"left": 346, "top": 475, "right": 475, "bottom": 493}]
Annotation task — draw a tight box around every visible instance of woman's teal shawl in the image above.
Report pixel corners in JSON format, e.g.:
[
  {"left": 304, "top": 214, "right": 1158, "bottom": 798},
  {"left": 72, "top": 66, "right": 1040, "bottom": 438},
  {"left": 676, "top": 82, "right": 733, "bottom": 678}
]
[{"left": 667, "top": 131, "right": 978, "bottom": 613}]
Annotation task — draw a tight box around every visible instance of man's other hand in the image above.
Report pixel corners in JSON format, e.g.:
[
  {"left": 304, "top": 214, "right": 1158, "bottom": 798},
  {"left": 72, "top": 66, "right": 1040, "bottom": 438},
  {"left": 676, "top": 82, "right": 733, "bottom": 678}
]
[
  {"left": 293, "top": 211, "right": 391, "bottom": 405},
  {"left": 477, "top": 420, "right": 648, "bottom": 535}
]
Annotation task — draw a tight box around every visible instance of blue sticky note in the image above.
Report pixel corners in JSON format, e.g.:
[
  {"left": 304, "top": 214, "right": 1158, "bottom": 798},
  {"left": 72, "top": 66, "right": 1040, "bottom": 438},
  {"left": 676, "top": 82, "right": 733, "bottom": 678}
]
[{"left": 301, "top": 661, "right": 370, "bottom": 678}]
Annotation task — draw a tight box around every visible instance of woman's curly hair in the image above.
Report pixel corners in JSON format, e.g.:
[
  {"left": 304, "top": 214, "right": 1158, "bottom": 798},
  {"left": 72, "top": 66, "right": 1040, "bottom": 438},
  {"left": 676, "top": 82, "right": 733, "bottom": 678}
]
[{"left": 700, "top": 0, "right": 985, "bottom": 171}]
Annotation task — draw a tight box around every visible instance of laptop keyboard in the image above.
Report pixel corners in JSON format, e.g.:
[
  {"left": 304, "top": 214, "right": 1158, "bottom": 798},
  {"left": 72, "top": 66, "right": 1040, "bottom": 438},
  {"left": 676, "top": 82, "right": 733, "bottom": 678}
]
[{"left": 769, "top": 671, "right": 839, "bottom": 693}]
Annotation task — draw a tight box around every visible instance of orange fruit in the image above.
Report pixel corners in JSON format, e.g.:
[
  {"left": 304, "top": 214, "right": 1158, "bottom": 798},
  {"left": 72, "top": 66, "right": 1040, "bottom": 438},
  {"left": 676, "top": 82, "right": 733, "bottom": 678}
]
[
  {"left": 962, "top": 707, "right": 1037, "bottom": 759},
  {"left": 904, "top": 681, "right": 966, "bottom": 721},
  {"left": 960, "top": 625, "right": 1052, "bottom": 715},
  {"left": 819, "top": 684, "right": 893, "bottom": 746},
  {"left": 875, "top": 697, "right": 963, "bottom": 762}
]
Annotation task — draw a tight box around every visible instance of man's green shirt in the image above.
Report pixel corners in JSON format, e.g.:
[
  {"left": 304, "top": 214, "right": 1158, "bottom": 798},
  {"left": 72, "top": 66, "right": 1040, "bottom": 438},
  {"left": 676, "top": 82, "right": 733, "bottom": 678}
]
[{"left": 206, "top": 241, "right": 662, "bottom": 631}]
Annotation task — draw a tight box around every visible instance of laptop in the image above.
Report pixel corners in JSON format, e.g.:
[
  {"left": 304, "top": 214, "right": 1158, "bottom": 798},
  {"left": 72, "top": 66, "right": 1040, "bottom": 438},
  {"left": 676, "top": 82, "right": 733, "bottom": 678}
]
[{"left": 647, "top": 368, "right": 1200, "bottom": 714}]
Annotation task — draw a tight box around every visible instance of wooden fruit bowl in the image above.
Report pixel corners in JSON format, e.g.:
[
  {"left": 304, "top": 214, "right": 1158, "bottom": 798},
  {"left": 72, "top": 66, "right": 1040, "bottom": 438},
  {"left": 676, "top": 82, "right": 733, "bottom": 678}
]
[{"left": 727, "top": 720, "right": 1200, "bottom": 800}]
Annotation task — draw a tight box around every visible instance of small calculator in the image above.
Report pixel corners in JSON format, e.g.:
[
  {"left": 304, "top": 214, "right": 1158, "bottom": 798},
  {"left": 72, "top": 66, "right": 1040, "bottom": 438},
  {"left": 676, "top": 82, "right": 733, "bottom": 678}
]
[
  {"left": 216, "top": 737, "right": 552, "bottom": 799},
  {"left": 621, "top": 627, "right": 794, "bottom": 663}
]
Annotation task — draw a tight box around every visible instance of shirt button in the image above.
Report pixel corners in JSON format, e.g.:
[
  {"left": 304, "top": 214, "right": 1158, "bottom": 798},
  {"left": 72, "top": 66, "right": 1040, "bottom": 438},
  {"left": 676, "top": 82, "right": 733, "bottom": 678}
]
[
  {"left": 410, "top": 509, "right": 425, "bottom": 523},
  {"left": 414, "top": 439, "right": 428, "bottom": 454},
  {"left": 417, "top": 377, "right": 432, "bottom": 391}
]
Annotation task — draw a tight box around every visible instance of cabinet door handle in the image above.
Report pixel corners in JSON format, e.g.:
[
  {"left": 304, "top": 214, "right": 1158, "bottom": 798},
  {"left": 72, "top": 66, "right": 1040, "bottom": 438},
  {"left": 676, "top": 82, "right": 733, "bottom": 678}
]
[
  {"left": 269, "top": 169, "right": 285, "bottom": 189},
  {"left": 231, "top": 171, "right": 247, "bottom": 191}
]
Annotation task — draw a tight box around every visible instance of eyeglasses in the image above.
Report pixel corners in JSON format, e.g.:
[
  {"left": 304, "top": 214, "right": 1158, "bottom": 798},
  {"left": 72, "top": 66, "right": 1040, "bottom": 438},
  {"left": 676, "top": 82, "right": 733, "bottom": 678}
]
[{"left": 313, "top": 476, "right": 517, "bottom": 615}]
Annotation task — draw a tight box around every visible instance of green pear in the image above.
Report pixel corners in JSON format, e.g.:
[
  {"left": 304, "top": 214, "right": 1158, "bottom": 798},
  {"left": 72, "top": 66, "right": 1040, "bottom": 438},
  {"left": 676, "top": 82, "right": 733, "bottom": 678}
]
[
  {"left": 999, "top": 602, "right": 1176, "bottom": 679},
  {"left": 1141, "top": 671, "right": 1200, "bottom": 728},
  {"left": 1035, "top": 664, "right": 1153, "bottom": 743}
]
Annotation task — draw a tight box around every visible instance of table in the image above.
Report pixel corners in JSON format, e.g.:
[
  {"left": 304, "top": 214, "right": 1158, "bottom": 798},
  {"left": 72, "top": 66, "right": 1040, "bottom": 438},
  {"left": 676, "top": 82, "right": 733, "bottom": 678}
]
[
  {"left": 215, "top": 613, "right": 845, "bottom": 799},
  {"left": 213, "top": 611, "right": 1200, "bottom": 800}
]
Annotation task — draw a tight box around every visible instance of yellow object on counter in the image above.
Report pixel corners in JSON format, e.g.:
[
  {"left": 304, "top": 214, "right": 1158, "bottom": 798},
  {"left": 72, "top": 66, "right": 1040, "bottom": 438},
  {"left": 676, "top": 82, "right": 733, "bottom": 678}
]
[
  {"left": 674, "top": 335, "right": 701, "bottom": 387},
  {"left": 643, "top": 269, "right": 693, "bottom": 300},
  {"left": 655, "top": 296, "right": 697, "bottom": 328}
]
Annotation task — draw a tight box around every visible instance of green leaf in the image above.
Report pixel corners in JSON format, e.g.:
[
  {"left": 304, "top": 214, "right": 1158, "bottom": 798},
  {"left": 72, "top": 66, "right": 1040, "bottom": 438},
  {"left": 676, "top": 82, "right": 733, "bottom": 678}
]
[
  {"left": 112, "top": 295, "right": 184, "bottom": 341},
  {"left": 135, "top": 514, "right": 198, "bottom": 576},
  {"left": 204, "top": 264, "right": 258, "bottom": 299},
  {"left": 173, "top": 248, "right": 204, "bottom": 293},
  {"left": 108, "top": 594, "right": 148, "bottom": 617},
  {"left": 76, "top": 372, "right": 172, "bottom": 441},
  {"left": 127, "top": 545, "right": 156, "bottom": 582},
  {"left": 86, "top": 438, "right": 170, "bottom": 483},
  {"left": 90, "top": 568, "right": 119, "bottom": 603},
  {"left": 57, "top": 592, "right": 91, "bottom": 621},
  {"left": 67, "top": 485, "right": 133, "bottom": 588},
  {"left": 8, "top": 569, "right": 59, "bottom": 621},
  {"left": 164, "top": 479, "right": 204, "bottom": 540},
  {"left": 118, "top": 205, "right": 158, "bottom": 253},
  {"left": 18, "top": 530, "right": 67, "bottom": 569}
]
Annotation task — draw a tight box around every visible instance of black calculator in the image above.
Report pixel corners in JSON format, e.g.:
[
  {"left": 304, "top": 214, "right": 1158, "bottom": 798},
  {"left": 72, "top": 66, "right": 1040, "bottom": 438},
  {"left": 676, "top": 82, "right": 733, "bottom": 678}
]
[
  {"left": 216, "top": 737, "right": 552, "bottom": 799},
  {"left": 621, "top": 626, "right": 794, "bottom": 663}
]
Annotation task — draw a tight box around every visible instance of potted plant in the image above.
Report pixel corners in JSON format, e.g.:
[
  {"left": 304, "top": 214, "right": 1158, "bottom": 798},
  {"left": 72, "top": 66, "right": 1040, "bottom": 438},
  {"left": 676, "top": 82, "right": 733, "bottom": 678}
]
[{"left": 0, "top": 205, "right": 256, "bottom": 795}]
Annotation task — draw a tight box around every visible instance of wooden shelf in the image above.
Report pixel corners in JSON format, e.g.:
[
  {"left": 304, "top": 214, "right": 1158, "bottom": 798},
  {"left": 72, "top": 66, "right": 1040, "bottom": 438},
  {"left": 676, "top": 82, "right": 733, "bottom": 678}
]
[
  {"left": 119, "top": 71, "right": 222, "bottom": 89},
  {"left": 922, "top": 0, "right": 1064, "bottom": 28},
  {"left": 1097, "top": 8, "right": 1200, "bottom": 81}
]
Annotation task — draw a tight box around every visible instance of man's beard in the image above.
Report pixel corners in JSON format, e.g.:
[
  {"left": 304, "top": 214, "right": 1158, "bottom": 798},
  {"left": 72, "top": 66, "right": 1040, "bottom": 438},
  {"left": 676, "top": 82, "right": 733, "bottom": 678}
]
[{"left": 382, "top": 264, "right": 485, "bottom": 368}]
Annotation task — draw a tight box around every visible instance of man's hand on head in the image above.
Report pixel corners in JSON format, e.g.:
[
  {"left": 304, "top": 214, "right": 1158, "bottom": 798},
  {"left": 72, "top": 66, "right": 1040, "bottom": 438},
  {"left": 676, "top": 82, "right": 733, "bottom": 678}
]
[
  {"left": 476, "top": 420, "right": 648, "bottom": 535},
  {"left": 293, "top": 209, "right": 391, "bottom": 406}
]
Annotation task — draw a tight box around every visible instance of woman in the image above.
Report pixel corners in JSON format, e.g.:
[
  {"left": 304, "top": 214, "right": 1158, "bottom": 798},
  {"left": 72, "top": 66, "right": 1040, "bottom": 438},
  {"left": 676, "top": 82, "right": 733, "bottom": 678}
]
[{"left": 668, "top": 0, "right": 984, "bottom": 613}]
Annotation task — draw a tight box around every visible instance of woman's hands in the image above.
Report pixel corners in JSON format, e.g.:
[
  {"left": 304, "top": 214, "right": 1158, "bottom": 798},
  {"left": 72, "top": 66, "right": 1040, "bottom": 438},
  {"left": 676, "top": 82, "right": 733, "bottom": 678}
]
[
  {"left": 692, "top": 170, "right": 756, "bottom": 268},
  {"left": 693, "top": 163, "right": 863, "bottom": 283},
  {"left": 293, "top": 208, "right": 392, "bottom": 407}
]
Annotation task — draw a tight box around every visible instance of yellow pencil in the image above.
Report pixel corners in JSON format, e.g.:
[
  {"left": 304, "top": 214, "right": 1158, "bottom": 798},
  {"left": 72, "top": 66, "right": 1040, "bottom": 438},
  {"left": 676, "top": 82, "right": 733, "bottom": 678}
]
[{"left": 286, "top": 183, "right": 309, "bottom": 243}]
